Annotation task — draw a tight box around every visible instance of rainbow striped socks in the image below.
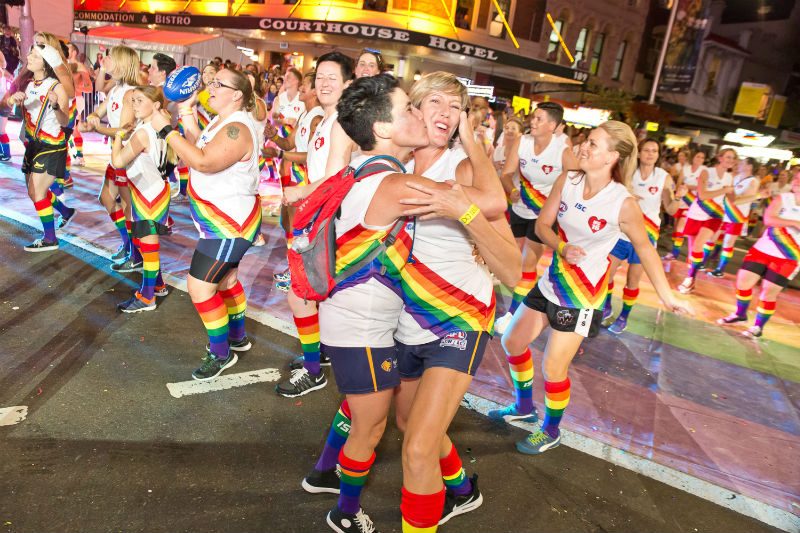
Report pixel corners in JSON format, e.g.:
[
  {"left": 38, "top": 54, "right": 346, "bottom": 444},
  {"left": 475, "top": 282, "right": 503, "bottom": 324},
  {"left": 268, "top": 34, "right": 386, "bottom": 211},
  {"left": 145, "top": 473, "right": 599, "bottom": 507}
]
[
  {"left": 219, "top": 281, "right": 247, "bottom": 342},
  {"left": 33, "top": 195, "right": 57, "bottom": 242},
  {"left": 687, "top": 250, "right": 704, "bottom": 278},
  {"left": 0, "top": 133, "right": 10, "bottom": 158},
  {"left": 315, "top": 400, "right": 352, "bottom": 472},
  {"left": 619, "top": 287, "right": 639, "bottom": 320},
  {"left": 506, "top": 348, "right": 534, "bottom": 415},
  {"left": 542, "top": 378, "right": 571, "bottom": 439},
  {"left": 755, "top": 301, "right": 776, "bottom": 329},
  {"left": 603, "top": 280, "right": 614, "bottom": 318},
  {"left": 337, "top": 450, "right": 374, "bottom": 515},
  {"left": 716, "top": 246, "right": 734, "bottom": 273},
  {"left": 138, "top": 241, "right": 160, "bottom": 302},
  {"left": 124, "top": 220, "right": 142, "bottom": 263},
  {"left": 440, "top": 444, "right": 472, "bottom": 496},
  {"left": 294, "top": 313, "right": 321, "bottom": 374},
  {"left": 193, "top": 293, "right": 229, "bottom": 358},
  {"left": 735, "top": 288, "right": 752, "bottom": 317},
  {"left": 178, "top": 165, "right": 189, "bottom": 196},
  {"left": 110, "top": 209, "right": 130, "bottom": 247},
  {"left": 671, "top": 232, "right": 684, "bottom": 258},
  {"left": 401, "top": 487, "right": 445, "bottom": 533},
  {"left": 48, "top": 187, "right": 72, "bottom": 219},
  {"left": 509, "top": 271, "right": 537, "bottom": 315},
  {"left": 70, "top": 130, "right": 83, "bottom": 159}
]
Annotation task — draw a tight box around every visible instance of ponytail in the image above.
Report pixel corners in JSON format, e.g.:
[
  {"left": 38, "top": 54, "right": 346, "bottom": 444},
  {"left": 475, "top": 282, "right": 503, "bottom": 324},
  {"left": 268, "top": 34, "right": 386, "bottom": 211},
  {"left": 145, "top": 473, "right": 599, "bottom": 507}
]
[{"left": 598, "top": 120, "right": 638, "bottom": 189}]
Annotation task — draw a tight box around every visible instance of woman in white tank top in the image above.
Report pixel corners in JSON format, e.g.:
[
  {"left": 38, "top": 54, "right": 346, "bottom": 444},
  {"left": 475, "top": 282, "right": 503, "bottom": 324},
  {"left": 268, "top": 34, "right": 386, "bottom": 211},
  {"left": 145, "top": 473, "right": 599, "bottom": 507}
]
[
  {"left": 151, "top": 68, "right": 261, "bottom": 382},
  {"left": 664, "top": 150, "right": 707, "bottom": 261},
  {"left": 499, "top": 121, "right": 689, "bottom": 455}
]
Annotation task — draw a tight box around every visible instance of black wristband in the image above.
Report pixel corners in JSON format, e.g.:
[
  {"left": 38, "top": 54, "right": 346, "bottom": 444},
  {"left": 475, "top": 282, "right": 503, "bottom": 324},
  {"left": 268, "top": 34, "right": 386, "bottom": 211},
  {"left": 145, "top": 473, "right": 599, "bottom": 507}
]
[{"left": 157, "top": 125, "right": 173, "bottom": 140}]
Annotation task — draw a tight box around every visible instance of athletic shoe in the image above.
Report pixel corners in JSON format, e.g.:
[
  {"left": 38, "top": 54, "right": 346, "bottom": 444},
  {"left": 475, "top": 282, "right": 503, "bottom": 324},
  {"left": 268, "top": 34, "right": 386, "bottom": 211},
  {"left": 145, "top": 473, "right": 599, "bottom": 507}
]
[
  {"left": 275, "top": 280, "right": 291, "bottom": 292},
  {"left": 487, "top": 404, "right": 538, "bottom": 424},
  {"left": 253, "top": 234, "right": 266, "bottom": 247},
  {"left": 24, "top": 238, "right": 58, "bottom": 252},
  {"left": 73, "top": 157, "right": 85, "bottom": 167},
  {"left": 56, "top": 208, "right": 77, "bottom": 230},
  {"left": 0, "top": 154, "right": 11, "bottom": 162},
  {"left": 601, "top": 314, "right": 616, "bottom": 328},
  {"left": 111, "top": 244, "right": 128, "bottom": 262},
  {"left": 289, "top": 352, "right": 332, "bottom": 370},
  {"left": 707, "top": 269, "right": 724, "bottom": 278},
  {"left": 191, "top": 351, "right": 238, "bottom": 381},
  {"left": 205, "top": 336, "right": 252, "bottom": 353},
  {"left": 698, "top": 264, "right": 708, "bottom": 272},
  {"left": 493, "top": 312, "right": 513, "bottom": 335},
  {"left": 717, "top": 313, "right": 747, "bottom": 325},
  {"left": 607, "top": 316, "right": 628, "bottom": 334},
  {"left": 601, "top": 300, "right": 613, "bottom": 322},
  {"left": 111, "top": 257, "right": 143, "bottom": 273},
  {"left": 301, "top": 467, "right": 340, "bottom": 495},
  {"left": 63, "top": 177, "right": 74, "bottom": 189},
  {"left": 439, "top": 474, "right": 483, "bottom": 525},
  {"left": 326, "top": 507, "right": 377, "bottom": 533},
  {"left": 677, "top": 279, "right": 695, "bottom": 295},
  {"left": 516, "top": 429, "right": 561, "bottom": 455},
  {"left": 661, "top": 252, "right": 676, "bottom": 261},
  {"left": 154, "top": 285, "right": 169, "bottom": 297},
  {"left": 273, "top": 268, "right": 291, "bottom": 282},
  {"left": 117, "top": 293, "right": 156, "bottom": 313},
  {"left": 276, "top": 368, "right": 327, "bottom": 397},
  {"left": 742, "top": 325, "right": 763, "bottom": 338}
]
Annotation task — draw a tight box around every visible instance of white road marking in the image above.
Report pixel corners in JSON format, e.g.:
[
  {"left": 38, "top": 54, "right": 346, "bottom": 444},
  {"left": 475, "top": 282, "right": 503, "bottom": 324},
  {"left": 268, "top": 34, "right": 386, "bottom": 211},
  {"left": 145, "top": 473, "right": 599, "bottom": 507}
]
[
  {"left": 166, "top": 368, "right": 282, "bottom": 398},
  {"left": 0, "top": 405, "right": 28, "bottom": 426}
]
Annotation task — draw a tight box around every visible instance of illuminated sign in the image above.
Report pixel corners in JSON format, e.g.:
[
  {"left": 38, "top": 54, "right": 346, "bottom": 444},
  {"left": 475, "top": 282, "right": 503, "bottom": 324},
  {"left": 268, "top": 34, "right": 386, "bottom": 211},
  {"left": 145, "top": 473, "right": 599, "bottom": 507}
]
[
  {"left": 512, "top": 96, "right": 531, "bottom": 115},
  {"left": 560, "top": 106, "right": 611, "bottom": 127},
  {"left": 467, "top": 85, "right": 494, "bottom": 98},
  {"left": 723, "top": 128, "right": 775, "bottom": 148},
  {"left": 645, "top": 121, "right": 659, "bottom": 132},
  {"left": 76, "top": 10, "right": 589, "bottom": 82},
  {"left": 721, "top": 144, "right": 793, "bottom": 162}
]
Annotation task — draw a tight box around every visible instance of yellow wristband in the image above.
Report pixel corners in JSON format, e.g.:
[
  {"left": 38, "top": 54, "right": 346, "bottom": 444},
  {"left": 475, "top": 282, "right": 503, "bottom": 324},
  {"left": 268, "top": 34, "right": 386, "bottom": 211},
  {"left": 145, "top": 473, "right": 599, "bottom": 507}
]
[
  {"left": 165, "top": 130, "right": 180, "bottom": 143},
  {"left": 459, "top": 204, "right": 480, "bottom": 226},
  {"left": 115, "top": 130, "right": 126, "bottom": 139},
  {"left": 557, "top": 241, "right": 566, "bottom": 256}
]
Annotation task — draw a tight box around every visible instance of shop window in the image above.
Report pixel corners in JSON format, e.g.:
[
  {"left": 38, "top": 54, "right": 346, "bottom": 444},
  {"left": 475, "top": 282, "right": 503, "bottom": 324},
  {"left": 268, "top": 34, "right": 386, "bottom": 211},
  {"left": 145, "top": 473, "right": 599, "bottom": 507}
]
[
  {"left": 546, "top": 19, "right": 564, "bottom": 61},
  {"left": 455, "top": 0, "right": 475, "bottom": 30},
  {"left": 589, "top": 32, "right": 604, "bottom": 75},
  {"left": 572, "top": 27, "right": 589, "bottom": 69},
  {"left": 703, "top": 54, "right": 721, "bottom": 94},
  {"left": 364, "top": 0, "right": 388, "bottom": 12},
  {"left": 488, "top": 0, "right": 511, "bottom": 37},
  {"left": 612, "top": 40, "right": 626, "bottom": 80}
]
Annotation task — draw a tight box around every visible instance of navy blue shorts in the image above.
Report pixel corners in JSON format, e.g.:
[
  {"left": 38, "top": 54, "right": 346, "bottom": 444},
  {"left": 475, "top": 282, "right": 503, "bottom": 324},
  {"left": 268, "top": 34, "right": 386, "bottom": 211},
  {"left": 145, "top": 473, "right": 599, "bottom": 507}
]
[
  {"left": 323, "top": 345, "right": 400, "bottom": 395},
  {"left": 610, "top": 238, "right": 641, "bottom": 265},
  {"left": 397, "top": 330, "right": 489, "bottom": 379},
  {"left": 189, "top": 238, "right": 252, "bottom": 284}
]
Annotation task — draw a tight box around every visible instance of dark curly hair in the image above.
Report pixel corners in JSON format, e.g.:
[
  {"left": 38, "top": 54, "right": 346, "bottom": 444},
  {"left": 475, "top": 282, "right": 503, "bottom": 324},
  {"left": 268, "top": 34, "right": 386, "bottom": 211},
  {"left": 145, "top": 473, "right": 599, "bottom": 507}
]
[{"left": 337, "top": 74, "right": 398, "bottom": 151}]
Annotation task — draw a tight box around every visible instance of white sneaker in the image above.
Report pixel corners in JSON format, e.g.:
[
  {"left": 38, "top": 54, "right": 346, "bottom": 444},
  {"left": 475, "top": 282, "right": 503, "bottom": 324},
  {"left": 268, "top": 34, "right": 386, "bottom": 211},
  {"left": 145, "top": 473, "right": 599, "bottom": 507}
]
[
  {"left": 677, "top": 279, "right": 695, "bottom": 295},
  {"left": 494, "top": 312, "right": 513, "bottom": 335}
]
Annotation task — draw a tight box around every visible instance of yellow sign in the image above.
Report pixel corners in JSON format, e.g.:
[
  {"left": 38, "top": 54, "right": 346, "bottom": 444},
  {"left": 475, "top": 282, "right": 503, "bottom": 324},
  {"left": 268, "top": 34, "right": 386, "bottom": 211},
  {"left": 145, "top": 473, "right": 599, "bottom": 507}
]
[
  {"left": 766, "top": 95, "right": 786, "bottom": 128},
  {"left": 512, "top": 96, "right": 531, "bottom": 116},
  {"left": 733, "top": 83, "right": 770, "bottom": 118},
  {"left": 645, "top": 121, "right": 659, "bottom": 132}
]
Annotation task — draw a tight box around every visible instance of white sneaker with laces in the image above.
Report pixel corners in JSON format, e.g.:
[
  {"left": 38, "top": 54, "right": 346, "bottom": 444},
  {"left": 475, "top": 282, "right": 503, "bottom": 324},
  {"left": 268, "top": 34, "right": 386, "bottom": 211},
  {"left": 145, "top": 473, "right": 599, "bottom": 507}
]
[{"left": 493, "top": 312, "right": 513, "bottom": 335}]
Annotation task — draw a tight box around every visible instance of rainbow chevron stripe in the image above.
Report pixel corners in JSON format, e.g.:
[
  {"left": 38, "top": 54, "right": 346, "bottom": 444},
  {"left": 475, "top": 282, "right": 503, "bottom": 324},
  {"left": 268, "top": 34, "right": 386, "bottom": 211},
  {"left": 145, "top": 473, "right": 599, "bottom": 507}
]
[
  {"left": 279, "top": 123, "right": 294, "bottom": 138},
  {"left": 723, "top": 197, "right": 747, "bottom": 223},
  {"left": 643, "top": 214, "right": 659, "bottom": 244},
  {"left": 334, "top": 224, "right": 391, "bottom": 276},
  {"left": 187, "top": 182, "right": 261, "bottom": 240},
  {"left": 767, "top": 227, "right": 800, "bottom": 260},
  {"left": 129, "top": 180, "right": 170, "bottom": 225},
  {"left": 290, "top": 162, "right": 308, "bottom": 186},
  {"left": 697, "top": 197, "right": 725, "bottom": 219},
  {"left": 519, "top": 176, "right": 547, "bottom": 215},
  {"left": 547, "top": 230, "right": 611, "bottom": 309},
  {"left": 682, "top": 190, "right": 697, "bottom": 207}
]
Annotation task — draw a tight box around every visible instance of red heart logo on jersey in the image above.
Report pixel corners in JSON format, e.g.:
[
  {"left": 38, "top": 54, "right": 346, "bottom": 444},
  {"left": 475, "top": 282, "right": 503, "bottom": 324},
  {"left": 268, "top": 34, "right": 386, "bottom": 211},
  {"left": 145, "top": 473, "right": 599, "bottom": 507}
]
[
  {"left": 542, "top": 164, "right": 554, "bottom": 174},
  {"left": 649, "top": 186, "right": 659, "bottom": 195},
  {"left": 39, "top": 95, "right": 46, "bottom": 103},
  {"left": 111, "top": 102, "right": 119, "bottom": 112},
  {"left": 588, "top": 216, "right": 607, "bottom": 233},
  {"left": 314, "top": 136, "right": 325, "bottom": 150},
  {"left": 301, "top": 127, "right": 307, "bottom": 136}
]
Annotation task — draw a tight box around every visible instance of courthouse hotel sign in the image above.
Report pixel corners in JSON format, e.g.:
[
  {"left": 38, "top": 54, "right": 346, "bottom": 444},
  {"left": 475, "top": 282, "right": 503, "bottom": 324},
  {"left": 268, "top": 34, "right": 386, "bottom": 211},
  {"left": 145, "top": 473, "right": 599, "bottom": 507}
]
[{"left": 77, "top": 11, "right": 589, "bottom": 82}]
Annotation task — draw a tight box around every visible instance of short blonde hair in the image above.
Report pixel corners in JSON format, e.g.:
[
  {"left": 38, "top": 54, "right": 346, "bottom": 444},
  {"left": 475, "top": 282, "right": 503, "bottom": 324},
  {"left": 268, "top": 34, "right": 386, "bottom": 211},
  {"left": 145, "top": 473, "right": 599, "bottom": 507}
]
[
  {"left": 110, "top": 45, "right": 140, "bottom": 87},
  {"left": 409, "top": 71, "right": 469, "bottom": 110}
]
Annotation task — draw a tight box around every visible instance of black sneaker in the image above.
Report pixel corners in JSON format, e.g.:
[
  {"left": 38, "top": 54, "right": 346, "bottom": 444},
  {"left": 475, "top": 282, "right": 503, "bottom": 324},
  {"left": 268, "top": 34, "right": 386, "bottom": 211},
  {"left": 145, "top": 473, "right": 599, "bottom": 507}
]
[
  {"left": 276, "top": 368, "right": 327, "bottom": 397},
  {"left": 56, "top": 208, "right": 77, "bottom": 230},
  {"left": 439, "top": 474, "right": 483, "bottom": 525},
  {"left": 289, "top": 352, "right": 332, "bottom": 370},
  {"left": 326, "top": 507, "right": 377, "bottom": 533},
  {"left": 110, "top": 244, "right": 127, "bottom": 262},
  {"left": 301, "top": 467, "right": 340, "bottom": 494},
  {"left": 205, "top": 336, "right": 252, "bottom": 353},
  {"left": 24, "top": 238, "right": 59, "bottom": 252},
  {"left": 111, "top": 257, "right": 143, "bottom": 273},
  {"left": 191, "top": 351, "right": 238, "bottom": 381},
  {"left": 707, "top": 269, "right": 724, "bottom": 278}
]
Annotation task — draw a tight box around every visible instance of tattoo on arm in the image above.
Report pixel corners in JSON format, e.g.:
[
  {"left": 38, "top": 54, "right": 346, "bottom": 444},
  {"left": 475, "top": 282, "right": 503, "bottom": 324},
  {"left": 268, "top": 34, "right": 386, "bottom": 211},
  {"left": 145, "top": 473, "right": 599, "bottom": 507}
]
[{"left": 226, "top": 126, "right": 240, "bottom": 140}]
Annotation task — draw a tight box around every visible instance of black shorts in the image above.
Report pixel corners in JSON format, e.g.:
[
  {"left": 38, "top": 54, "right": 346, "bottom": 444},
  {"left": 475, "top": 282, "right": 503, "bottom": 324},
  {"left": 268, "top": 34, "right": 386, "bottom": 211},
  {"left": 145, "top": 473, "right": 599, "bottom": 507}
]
[
  {"left": 397, "top": 330, "right": 489, "bottom": 379},
  {"left": 189, "top": 238, "right": 252, "bottom": 284},
  {"left": 323, "top": 345, "right": 400, "bottom": 395},
  {"left": 509, "top": 209, "right": 543, "bottom": 243},
  {"left": 131, "top": 220, "right": 170, "bottom": 240},
  {"left": 22, "top": 141, "right": 67, "bottom": 178},
  {"left": 523, "top": 285, "right": 601, "bottom": 338}
]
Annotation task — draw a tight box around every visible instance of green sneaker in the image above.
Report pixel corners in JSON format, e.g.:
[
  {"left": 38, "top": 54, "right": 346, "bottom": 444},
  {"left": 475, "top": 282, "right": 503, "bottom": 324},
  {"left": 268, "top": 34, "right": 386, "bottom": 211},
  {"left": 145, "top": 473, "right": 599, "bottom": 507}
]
[
  {"left": 191, "top": 351, "right": 238, "bottom": 381},
  {"left": 516, "top": 429, "right": 561, "bottom": 455}
]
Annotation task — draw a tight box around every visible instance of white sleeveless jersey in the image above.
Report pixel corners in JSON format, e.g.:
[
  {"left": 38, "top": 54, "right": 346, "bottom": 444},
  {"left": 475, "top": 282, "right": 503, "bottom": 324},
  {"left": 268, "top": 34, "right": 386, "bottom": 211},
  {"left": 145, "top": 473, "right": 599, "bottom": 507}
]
[
  {"left": 539, "top": 173, "right": 631, "bottom": 310},
  {"left": 276, "top": 90, "right": 305, "bottom": 124},
  {"left": 687, "top": 167, "right": 732, "bottom": 221},
  {"left": 249, "top": 104, "right": 268, "bottom": 148},
  {"left": 723, "top": 174, "right": 758, "bottom": 222},
  {"left": 106, "top": 83, "right": 133, "bottom": 129},
  {"left": 320, "top": 153, "right": 404, "bottom": 348},
  {"left": 621, "top": 167, "right": 669, "bottom": 243},
  {"left": 513, "top": 134, "right": 567, "bottom": 220},
  {"left": 189, "top": 110, "right": 261, "bottom": 240},
  {"left": 126, "top": 122, "right": 168, "bottom": 203},
  {"left": 395, "top": 147, "right": 495, "bottom": 344},
  {"left": 23, "top": 77, "right": 63, "bottom": 144},
  {"left": 307, "top": 111, "right": 337, "bottom": 184},
  {"left": 754, "top": 193, "right": 800, "bottom": 260},
  {"left": 681, "top": 164, "right": 705, "bottom": 189},
  {"left": 294, "top": 105, "right": 324, "bottom": 153}
]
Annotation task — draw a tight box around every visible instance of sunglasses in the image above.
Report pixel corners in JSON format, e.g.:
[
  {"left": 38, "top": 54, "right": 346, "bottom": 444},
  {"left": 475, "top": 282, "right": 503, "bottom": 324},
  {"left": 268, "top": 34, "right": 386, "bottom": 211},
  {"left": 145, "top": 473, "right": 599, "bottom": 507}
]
[{"left": 208, "top": 79, "right": 237, "bottom": 90}]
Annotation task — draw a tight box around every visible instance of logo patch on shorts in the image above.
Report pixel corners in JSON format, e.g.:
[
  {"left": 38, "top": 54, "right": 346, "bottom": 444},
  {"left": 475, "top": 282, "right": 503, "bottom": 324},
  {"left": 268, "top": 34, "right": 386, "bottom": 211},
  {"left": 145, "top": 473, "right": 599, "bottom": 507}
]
[
  {"left": 380, "top": 359, "right": 394, "bottom": 373},
  {"left": 440, "top": 330, "right": 468, "bottom": 351},
  {"left": 555, "top": 309, "right": 574, "bottom": 326}
]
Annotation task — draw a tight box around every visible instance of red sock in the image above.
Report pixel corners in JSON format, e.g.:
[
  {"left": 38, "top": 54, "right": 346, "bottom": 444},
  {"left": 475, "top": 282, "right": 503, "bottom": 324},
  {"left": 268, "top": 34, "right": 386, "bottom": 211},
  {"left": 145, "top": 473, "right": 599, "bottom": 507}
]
[{"left": 400, "top": 487, "right": 445, "bottom": 530}]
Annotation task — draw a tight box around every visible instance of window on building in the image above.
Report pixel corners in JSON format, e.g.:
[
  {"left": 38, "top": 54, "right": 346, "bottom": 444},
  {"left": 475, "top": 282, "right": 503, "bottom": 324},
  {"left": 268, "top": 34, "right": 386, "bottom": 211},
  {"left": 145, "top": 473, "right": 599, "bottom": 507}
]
[
  {"left": 703, "top": 54, "right": 721, "bottom": 94},
  {"left": 612, "top": 40, "right": 626, "bottom": 80},
  {"left": 573, "top": 27, "right": 589, "bottom": 69},
  {"left": 547, "top": 19, "right": 565, "bottom": 60},
  {"left": 455, "top": 0, "right": 475, "bottom": 29},
  {"left": 488, "top": 0, "right": 511, "bottom": 37},
  {"left": 364, "top": 0, "right": 388, "bottom": 12},
  {"left": 589, "top": 32, "right": 604, "bottom": 75}
]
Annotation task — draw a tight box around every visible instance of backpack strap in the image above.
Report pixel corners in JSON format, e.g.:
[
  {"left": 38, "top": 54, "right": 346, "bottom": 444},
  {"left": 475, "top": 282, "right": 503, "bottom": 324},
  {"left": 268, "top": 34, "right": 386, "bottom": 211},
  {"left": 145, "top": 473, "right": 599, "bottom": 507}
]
[
  {"left": 32, "top": 79, "right": 60, "bottom": 138},
  {"left": 353, "top": 154, "right": 406, "bottom": 180}
]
